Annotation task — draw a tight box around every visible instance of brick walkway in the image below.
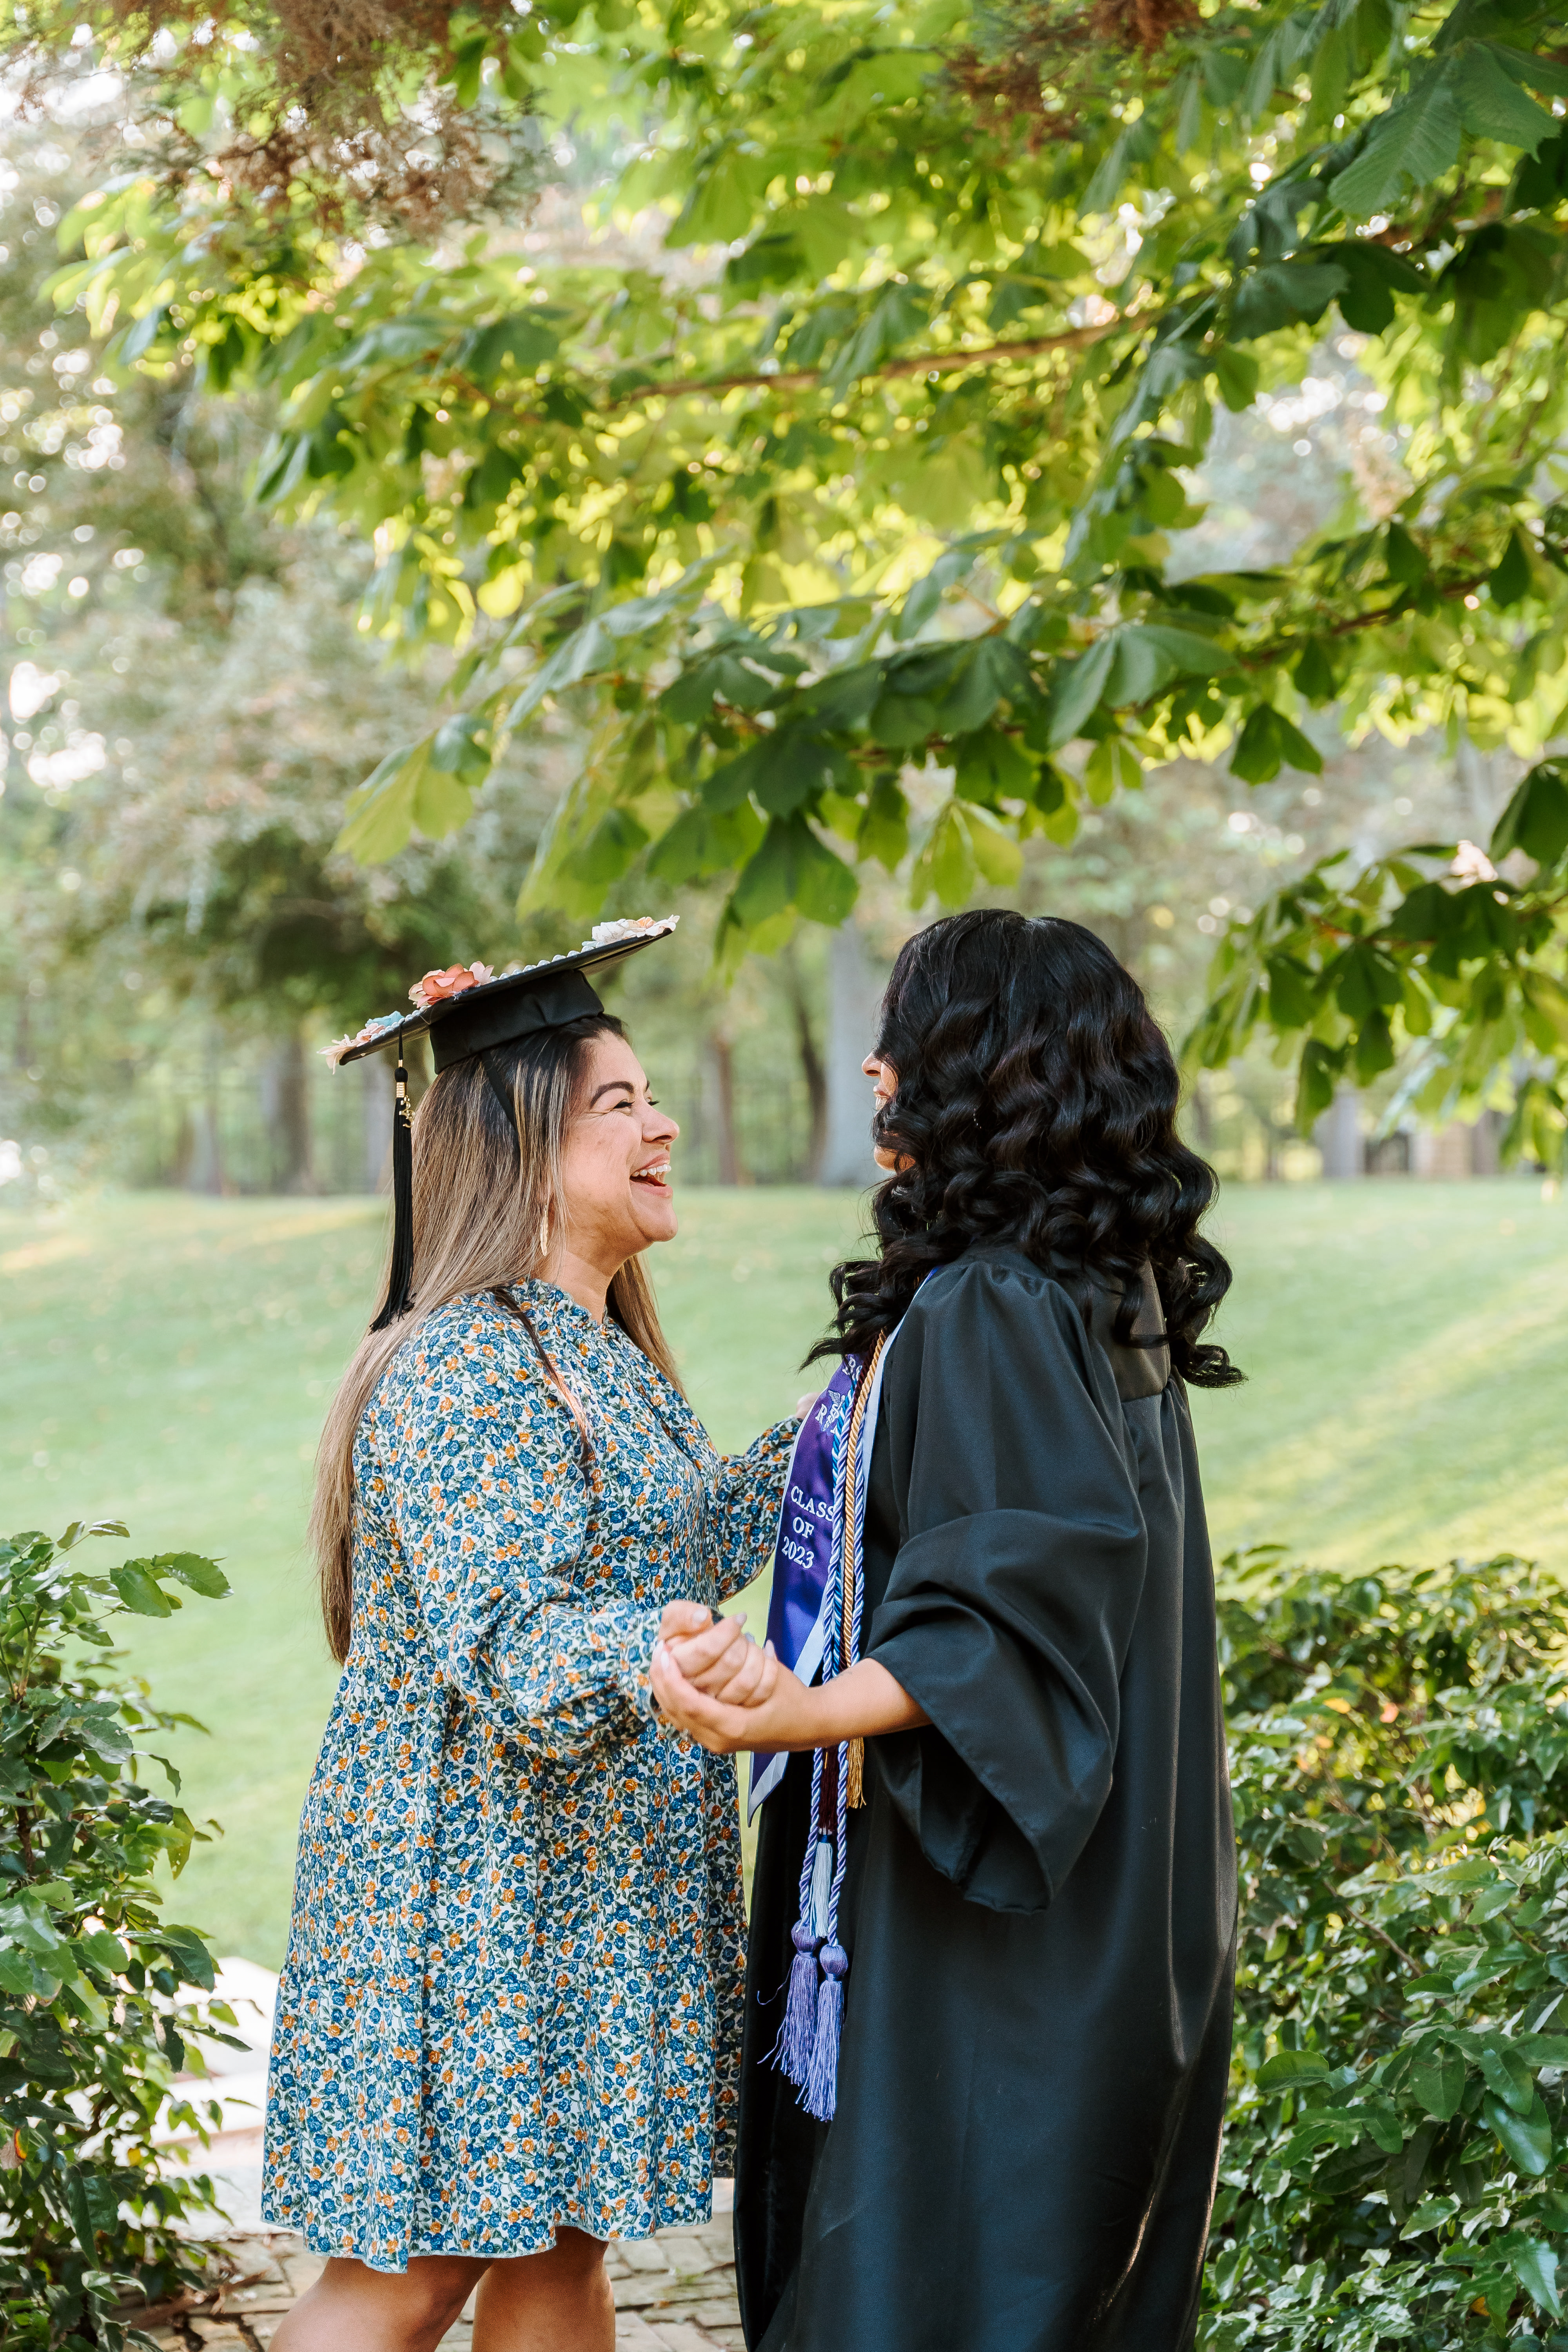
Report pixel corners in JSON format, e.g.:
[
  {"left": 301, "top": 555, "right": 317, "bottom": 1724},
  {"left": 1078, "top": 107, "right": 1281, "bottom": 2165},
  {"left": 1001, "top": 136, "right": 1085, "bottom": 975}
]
[{"left": 143, "top": 2218, "right": 744, "bottom": 2350}]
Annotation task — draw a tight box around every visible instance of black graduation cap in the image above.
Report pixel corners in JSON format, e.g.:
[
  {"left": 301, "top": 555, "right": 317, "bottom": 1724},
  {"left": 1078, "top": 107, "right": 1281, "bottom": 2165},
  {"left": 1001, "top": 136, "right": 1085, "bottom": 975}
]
[{"left": 324, "top": 915, "right": 678, "bottom": 1328}]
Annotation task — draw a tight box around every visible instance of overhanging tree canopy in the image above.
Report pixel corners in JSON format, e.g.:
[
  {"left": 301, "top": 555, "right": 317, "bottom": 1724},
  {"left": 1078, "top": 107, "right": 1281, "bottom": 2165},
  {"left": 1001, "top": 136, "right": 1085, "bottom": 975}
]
[{"left": 16, "top": 0, "right": 1568, "bottom": 1151}]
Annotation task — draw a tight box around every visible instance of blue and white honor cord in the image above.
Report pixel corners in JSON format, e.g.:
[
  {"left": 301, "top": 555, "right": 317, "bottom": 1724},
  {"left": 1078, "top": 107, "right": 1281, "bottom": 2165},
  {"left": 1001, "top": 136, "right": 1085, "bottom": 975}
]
[{"left": 771, "top": 1333, "right": 884, "bottom": 2121}]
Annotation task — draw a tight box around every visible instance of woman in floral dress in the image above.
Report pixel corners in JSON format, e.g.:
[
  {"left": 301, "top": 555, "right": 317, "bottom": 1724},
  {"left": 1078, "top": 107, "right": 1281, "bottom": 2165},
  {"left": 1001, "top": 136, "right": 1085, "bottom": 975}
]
[{"left": 263, "top": 925, "right": 794, "bottom": 2352}]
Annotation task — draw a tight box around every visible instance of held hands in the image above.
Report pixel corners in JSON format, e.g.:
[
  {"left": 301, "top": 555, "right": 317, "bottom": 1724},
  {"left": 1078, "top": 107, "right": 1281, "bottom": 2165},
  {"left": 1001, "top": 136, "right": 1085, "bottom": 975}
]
[
  {"left": 653, "top": 1602, "right": 825, "bottom": 1756},
  {"left": 651, "top": 1608, "right": 929, "bottom": 1756},
  {"left": 654, "top": 1601, "right": 779, "bottom": 1710}
]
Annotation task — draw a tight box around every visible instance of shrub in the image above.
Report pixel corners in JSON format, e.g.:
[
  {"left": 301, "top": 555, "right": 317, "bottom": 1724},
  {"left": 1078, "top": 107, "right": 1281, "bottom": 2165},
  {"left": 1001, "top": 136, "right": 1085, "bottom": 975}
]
[
  {"left": 0, "top": 1517, "right": 234, "bottom": 2350},
  {"left": 1203, "top": 1553, "right": 1568, "bottom": 2349}
]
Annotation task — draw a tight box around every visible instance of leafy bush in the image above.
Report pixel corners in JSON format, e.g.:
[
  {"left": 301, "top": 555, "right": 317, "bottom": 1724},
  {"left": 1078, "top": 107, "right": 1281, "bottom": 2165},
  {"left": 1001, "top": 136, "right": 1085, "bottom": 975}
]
[
  {"left": 1203, "top": 1553, "right": 1568, "bottom": 2349},
  {"left": 0, "top": 1517, "right": 235, "bottom": 2350}
]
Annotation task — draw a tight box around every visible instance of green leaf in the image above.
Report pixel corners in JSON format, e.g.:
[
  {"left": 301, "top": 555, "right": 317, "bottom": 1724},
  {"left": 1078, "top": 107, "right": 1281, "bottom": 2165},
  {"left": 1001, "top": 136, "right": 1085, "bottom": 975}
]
[
  {"left": 648, "top": 801, "right": 765, "bottom": 882},
  {"left": 1267, "top": 956, "right": 1319, "bottom": 1027},
  {"left": 702, "top": 729, "right": 845, "bottom": 818},
  {"left": 1457, "top": 42, "right": 1557, "bottom": 156},
  {"left": 913, "top": 801, "right": 978, "bottom": 909},
  {"left": 1330, "top": 68, "right": 1465, "bottom": 217},
  {"left": 962, "top": 806, "right": 1025, "bottom": 886},
  {"left": 1045, "top": 636, "right": 1117, "bottom": 748},
  {"left": 936, "top": 637, "right": 1033, "bottom": 735},
  {"left": 427, "top": 714, "right": 492, "bottom": 784},
  {"left": 1232, "top": 260, "right": 1349, "bottom": 340},
  {"left": 1332, "top": 241, "right": 1427, "bottom": 334},
  {"left": 1491, "top": 527, "right": 1534, "bottom": 609},
  {"left": 1231, "top": 705, "right": 1283, "bottom": 784},
  {"left": 75, "top": 1930, "right": 130, "bottom": 1975},
  {"left": 1491, "top": 763, "right": 1568, "bottom": 865},
  {"left": 668, "top": 149, "right": 767, "bottom": 248},
  {"left": 860, "top": 775, "right": 909, "bottom": 872},
  {"left": 156, "top": 1925, "right": 218, "bottom": 1992},
  {"left": 1485, "top": 2087, "right": 1553, "bottom": 2175},
  {"left": 109, "top": 1563, "right": 173, "bottom": 1619},
  {"left": 1477, "top": 2036, "right": 1537, "bottom": 2114},
  {"left": 1413, "top": 2044, "right": 1468, "bottom": 2121},
  {"left": 1084, "top": 736, "right": 1143, "bottom": 804},
  {"left": 1258, "top": 2048, "right": 1333, "bottom": 2087},
  {"left": 1384, "top": 523, "right": 1428, "bottom": 586},
  {"left": 1293, "top": 640, "right": 1339, "bottom": 705},
  {"left": 954, "top": 725, "right": 1037, "bottom": 807},
  {"left": 1212, "top": 346, "right": 1260, "bottom": 413},
  {"left": 459, "top": 312, "right": 559, "bottom": 380},
  {"left": 337, "top": 744, "right": 426, "bottom": 864},
  {"left": 1508, "top": 2236, "right": 1563, "bottom": 2318},
  {"left": 140, "top": 1552, "right": 230, "bottom": 1600},
  {"left": 729, "top": 815, "right": 856, "bottom": 930}
]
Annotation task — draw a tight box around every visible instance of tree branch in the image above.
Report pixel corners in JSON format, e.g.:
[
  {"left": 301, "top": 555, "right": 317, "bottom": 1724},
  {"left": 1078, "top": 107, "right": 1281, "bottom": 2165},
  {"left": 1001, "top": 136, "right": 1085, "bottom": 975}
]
[
  {"left": 459, "top": 312, "right": 1152, "bottom": 426},
  {"left": 599, "top": 315, "right": 1139, "bottom": 409}
]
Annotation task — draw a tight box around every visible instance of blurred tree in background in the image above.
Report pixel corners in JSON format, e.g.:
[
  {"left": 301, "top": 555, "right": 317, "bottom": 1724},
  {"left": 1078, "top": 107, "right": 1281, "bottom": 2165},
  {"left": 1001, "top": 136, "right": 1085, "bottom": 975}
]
[
  {"left": 6, "top": 0, "right": 1568, "bottom": 1152},
  {"left": 5, "top": 0, "right": 1564, "bottom": 1187}
]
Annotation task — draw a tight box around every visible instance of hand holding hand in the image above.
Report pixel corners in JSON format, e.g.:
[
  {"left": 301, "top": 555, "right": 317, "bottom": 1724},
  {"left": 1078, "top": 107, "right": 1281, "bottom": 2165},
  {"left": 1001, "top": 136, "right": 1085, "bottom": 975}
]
[
  {"left": 654, "top": 1603, "right": 773, "bottom": 1705},
  {"left": 652, "top": 1641, "right": 821, "bottom": 1755},
  {"left": 665, "top": 1623, "right": 780, "bottom": 1709}
]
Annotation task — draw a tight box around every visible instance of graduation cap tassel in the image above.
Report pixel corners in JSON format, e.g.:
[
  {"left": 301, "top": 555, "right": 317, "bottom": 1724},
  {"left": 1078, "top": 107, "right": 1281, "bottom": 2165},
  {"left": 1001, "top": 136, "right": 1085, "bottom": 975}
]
[{"left": 370, "top": 1049, "right": 415, "bottom": 1331}]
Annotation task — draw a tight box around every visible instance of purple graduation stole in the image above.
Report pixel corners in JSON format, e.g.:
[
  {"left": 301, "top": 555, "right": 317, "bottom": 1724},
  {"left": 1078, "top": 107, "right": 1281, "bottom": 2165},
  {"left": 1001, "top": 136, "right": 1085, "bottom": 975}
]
[
  {"left": 747, "top": 1357, "right": 858, "bottom": 1819},
  {"left": 748, "top": 1330, "right": 897, "bottom": 2121}
]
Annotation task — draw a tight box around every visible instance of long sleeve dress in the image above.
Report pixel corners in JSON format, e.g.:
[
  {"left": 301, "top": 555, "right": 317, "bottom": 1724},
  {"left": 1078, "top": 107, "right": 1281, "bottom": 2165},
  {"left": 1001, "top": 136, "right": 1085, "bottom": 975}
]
[
  {"left": 735, "top": 1247, "right": 1236, "bottom": 2352},
  {"left": 262, "top": 1281, "right": 795, "bottom": 2272}
]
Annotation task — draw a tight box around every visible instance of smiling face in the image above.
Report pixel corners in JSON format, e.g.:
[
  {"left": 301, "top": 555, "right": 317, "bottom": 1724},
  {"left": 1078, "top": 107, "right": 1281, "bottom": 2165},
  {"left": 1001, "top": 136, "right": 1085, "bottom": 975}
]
[
  {"left": 555, "top": 1030, "right": 680, "bottom": 1276},
  {"left": 862, "top": 1050, "right": 900, "bottom": 1170}
]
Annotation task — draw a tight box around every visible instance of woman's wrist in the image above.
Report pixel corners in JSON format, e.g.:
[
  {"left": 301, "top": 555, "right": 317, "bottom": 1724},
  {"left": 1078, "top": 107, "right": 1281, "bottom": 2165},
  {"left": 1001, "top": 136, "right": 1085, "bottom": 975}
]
[{"left": 800, "top": 1659, "right": 929, "bottom": 1747}]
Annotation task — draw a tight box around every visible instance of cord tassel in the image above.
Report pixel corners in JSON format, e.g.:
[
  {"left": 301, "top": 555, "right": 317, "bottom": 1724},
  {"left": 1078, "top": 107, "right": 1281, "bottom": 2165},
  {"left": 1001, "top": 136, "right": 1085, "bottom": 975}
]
[
  {"left": 772, "top": 1920, "right": 822, "bottom": 2084},
  {"left": 803, "top": 1942, "right": 848, "bottom": 2120},
  {"left": 846, "top": 1735, "right": 865, "bottom": 1809},
  {"left": 370, "top": 1048, "right": 415, "bottom": 1330}
]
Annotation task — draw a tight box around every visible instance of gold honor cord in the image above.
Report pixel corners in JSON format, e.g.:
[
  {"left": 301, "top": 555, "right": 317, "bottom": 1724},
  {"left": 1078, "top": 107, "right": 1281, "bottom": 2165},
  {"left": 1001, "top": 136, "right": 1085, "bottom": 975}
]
[{"left": 839, "top": 1332, "right": 888, "bottom": 1811}]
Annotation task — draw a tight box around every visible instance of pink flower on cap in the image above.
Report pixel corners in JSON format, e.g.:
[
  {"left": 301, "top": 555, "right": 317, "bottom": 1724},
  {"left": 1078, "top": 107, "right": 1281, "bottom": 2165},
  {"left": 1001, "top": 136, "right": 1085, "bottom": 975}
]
[{"left": 408, "top": 961, "right": 494, "bottom": 1011}]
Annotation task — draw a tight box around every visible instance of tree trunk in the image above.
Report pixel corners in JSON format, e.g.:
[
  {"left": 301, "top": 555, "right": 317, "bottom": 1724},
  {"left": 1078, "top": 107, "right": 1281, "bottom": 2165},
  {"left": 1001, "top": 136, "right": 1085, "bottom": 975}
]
[
  {"left": 188, "top": 1027, "right": 228, "bottom": 1194},
  {"left": 361, "top": 1052, "right": 394, "bottom": 1193},
  {"left": 1315, "top": 1089, "right": 1364, "bottom": 1180},
  {"left": 781, "top": 946, "right": 828, "bottom": 1181},
  {"left": 818, "top": 920, "right": 882, "bottom": 1187},
  {"left": 1187, "top": 1071, "right": 1215, "bottom": 1151},
  {"left": 262, "top": 1027, "right": 316, "bottom": 1194},
  {"left": 709, "top": 1030, "right": 746, "bottom": 1186},
  {"left": 187, "top": 1103, "right": 225, "bottom": 1195}
]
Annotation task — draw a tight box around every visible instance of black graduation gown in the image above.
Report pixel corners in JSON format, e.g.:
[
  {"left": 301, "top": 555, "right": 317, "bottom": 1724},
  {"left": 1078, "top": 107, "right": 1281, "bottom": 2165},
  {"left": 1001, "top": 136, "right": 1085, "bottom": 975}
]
[{"left": 735, "top": 1247, "right": 1236, "bottom": 2352}]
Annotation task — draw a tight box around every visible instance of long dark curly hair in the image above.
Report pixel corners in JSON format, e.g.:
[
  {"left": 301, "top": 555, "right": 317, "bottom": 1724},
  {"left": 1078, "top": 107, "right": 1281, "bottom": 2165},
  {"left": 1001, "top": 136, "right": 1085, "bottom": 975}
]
[{"left": 817, "top": 908, "right": 1241, "bottom": 1388}]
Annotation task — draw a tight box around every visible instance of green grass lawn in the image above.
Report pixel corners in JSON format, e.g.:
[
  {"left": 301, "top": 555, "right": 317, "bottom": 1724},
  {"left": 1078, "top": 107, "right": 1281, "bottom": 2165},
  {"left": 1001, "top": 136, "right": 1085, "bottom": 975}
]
[{"left": 2, "top": 1178, "right": 1564, "bottom": 1964}]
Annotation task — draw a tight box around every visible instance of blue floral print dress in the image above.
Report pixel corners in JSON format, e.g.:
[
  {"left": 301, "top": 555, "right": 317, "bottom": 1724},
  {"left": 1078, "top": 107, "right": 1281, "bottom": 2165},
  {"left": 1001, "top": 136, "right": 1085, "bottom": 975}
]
[{"left": 261, "top": 1281, "right": 795, "bottom": 2271}]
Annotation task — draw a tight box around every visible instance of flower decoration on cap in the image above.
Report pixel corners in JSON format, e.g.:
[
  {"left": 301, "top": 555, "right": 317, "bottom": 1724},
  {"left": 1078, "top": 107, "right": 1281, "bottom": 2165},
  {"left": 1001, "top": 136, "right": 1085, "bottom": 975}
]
[
  {"left": 409, "top": 960, "right": 495, "bottom": 1011},
  {"left": 590, "top": 916, "right": 669, "bottom": 947},
  {"left": 319, "top": 1012, "right": 401, "bottom": 1071}
]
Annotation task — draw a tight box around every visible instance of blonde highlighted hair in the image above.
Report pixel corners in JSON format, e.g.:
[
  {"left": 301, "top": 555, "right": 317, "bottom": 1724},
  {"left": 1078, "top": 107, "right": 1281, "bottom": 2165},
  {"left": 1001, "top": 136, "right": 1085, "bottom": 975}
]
[{"left": 310, "top": 1013, "right": 680, "bottom": 1662}]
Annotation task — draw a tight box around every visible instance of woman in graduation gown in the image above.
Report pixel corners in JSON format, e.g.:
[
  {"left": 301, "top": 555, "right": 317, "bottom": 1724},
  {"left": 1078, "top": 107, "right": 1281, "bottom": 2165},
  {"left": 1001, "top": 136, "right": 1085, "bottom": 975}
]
[{"left": 653, "top": 908, "right": 1242, "bottom": 2352}]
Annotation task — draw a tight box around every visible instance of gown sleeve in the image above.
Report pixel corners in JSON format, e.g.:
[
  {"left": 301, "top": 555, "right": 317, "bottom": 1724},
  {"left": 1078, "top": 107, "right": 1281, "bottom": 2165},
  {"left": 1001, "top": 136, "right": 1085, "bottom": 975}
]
[
  {"left": 866, "top": 1258, "right": 1150, "bottom": 1914},
  {"left": 371, "top": 1327, "right": 660, "bottom": 1764}
]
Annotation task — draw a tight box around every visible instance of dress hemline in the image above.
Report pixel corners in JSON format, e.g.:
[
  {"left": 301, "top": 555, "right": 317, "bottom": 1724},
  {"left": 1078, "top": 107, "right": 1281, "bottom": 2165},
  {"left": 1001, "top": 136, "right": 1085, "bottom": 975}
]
[{"left": 260, "top": 2190, "right": 721, "bottom": 2275}]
